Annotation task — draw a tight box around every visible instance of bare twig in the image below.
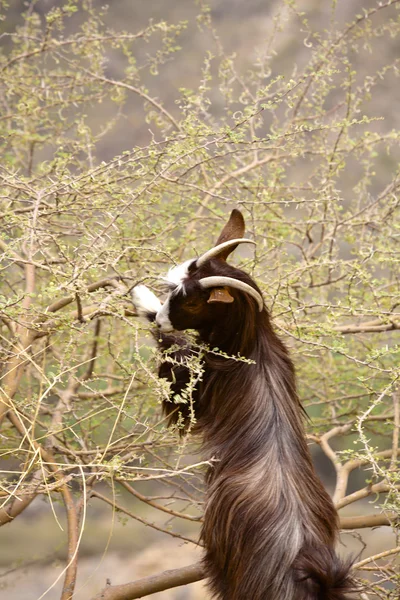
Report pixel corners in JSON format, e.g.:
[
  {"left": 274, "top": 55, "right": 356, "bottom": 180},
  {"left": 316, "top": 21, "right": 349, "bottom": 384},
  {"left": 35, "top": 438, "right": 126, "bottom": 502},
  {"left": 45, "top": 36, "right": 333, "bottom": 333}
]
[
  {"left": 334, "top": 320, "right": 400, "bottom": 334},
  {"left": 118, "top": 480, "right": 203, "bottom": 523},
  {"left": 91, "top": 490, "right": 201, "bottom": 546},
  {"left": 353, "top": 545, "right": 400, "bottom": 570},
  {"left": 0, "top": 470, "right": 42, "bottom": 526}
]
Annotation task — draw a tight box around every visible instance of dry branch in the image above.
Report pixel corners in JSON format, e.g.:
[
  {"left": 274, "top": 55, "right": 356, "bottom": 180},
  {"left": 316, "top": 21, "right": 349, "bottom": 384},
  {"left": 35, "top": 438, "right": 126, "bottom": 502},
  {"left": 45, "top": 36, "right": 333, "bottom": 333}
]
[
  {"left": 91, "top": 563, "right": 205, "bottom": 600},
  {"left": 334, "top": 320, "right": 400, "bottom": 334},
  {"left": 91, "top": 490, "right": 201, "bottom": 546},
  {"left": 0, "top": 470, "right": 42, "bottom": 526},
  {"left": 5, "top": 411, "right": 81, "bottom": 599},
  {"left": 2, "top": 3, "right": 400, "bottom": 599},
  {"left": 339, "top": 512, "right": 398, "bottom": 529},
  {"left": 89, "top": 510, "right": 394, "bottom": 600},
  {"left": 118, "top": 480, "right": 203, "bottom": 523}
]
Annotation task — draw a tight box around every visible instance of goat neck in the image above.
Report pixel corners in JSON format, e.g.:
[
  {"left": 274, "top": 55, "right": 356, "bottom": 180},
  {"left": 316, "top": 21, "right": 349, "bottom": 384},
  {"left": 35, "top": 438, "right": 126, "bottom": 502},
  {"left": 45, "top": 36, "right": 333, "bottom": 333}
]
[{"left": 195, "top": 291, "right": 347, "bottom": 600}]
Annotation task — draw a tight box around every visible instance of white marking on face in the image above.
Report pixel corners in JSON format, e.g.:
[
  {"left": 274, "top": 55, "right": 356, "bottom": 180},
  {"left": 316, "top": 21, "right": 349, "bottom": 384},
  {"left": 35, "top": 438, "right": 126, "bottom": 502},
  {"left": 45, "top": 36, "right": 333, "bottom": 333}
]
[
  {"left": 165, "top": 259, "right": 194, "bottom": 288},
  {"left": 131, "top": 285, "right": 162, "bottom": 318},
  {"left": 155, "top": 259, "right": 194, "bottom": 332},
  {"left": 156, "top": 296, "right": 174, "bottom": 332}
]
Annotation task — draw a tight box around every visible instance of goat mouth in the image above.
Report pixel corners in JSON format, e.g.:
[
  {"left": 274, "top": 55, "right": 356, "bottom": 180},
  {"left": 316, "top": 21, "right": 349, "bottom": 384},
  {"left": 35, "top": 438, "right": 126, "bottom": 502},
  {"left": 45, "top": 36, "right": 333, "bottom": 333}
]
[{"left": 157, "top": 323, "right": 174, "bottom": 333}]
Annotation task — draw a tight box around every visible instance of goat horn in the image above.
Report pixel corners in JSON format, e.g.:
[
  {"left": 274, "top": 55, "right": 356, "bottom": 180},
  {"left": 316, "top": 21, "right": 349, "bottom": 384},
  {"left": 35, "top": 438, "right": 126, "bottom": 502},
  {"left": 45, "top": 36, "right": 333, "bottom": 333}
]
[
  {"left": 198, "top": 276, "right": 264, "bottom": 312},
  {"left": 195, "top": 239, "right": 256, "bottom": 268}
]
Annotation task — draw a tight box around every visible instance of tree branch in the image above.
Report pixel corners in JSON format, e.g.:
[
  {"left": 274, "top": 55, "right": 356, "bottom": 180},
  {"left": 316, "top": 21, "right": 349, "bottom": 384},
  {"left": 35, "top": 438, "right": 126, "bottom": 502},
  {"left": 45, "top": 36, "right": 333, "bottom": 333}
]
[
  {"left": 60, "top": 479, "right": 80, "bottom": 600},
  {"left": 334, "top": 319, "right": 400, "bottom": 334},
  {"left": 118, "top": 479, "right": 203, "bottom": 523},
  {"left": 0, "top": 260, "right": 37, "bottom": 425},
  {"left": 353, "top": 545, "right": 400, "bottom": 570},
  {"left": 91, "top": 490, "right": 200, "bottom": 546},
  {"left": 0, "top": 470, "right": 42, "bottom": 526},
  {"left": 88, "top": 508, "right": 395, "bottom": 600},
  {"left": 340, "top": 512, "right": 398, "bottom": 530},
  {"left": 91, "top": 563, "right": 205, "bottom": 600},
  {"left": 6, "top": 411, "right": 80, "bottom": 599},
  {"left": 335, "top": 481, "right": 400, "bottom": 510}
]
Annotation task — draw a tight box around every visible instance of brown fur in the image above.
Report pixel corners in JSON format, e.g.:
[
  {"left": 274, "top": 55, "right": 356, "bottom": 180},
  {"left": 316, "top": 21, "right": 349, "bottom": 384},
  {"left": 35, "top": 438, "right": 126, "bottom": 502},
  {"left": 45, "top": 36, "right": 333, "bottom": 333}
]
[{"left": 136, "top": 211, "right": 356, "bottom": 599}]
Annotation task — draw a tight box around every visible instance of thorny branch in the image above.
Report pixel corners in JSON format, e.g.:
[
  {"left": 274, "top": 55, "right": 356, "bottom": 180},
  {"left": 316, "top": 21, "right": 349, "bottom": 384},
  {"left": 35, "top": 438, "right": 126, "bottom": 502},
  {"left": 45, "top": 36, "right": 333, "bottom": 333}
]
[{"left": 1, "top": 0, "right": 400, "bottom": 598}]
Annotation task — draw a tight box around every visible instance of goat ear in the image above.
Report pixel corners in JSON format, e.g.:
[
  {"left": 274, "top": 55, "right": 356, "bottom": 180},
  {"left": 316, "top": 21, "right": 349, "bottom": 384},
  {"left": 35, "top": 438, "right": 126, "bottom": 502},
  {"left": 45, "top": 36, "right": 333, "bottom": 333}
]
[
  {"left": 214, "top": 209, "right": 245, "bottom": 260},
  {"left": 207, "top": 287, "right": 234, "bottom": 305}
]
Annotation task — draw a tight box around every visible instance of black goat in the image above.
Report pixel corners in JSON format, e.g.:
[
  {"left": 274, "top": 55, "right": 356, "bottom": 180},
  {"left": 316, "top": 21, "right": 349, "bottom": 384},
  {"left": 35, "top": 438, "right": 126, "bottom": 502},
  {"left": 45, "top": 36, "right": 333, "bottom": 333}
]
[{"left": 132, "top": 209, "right": 355, "bottom": 600}]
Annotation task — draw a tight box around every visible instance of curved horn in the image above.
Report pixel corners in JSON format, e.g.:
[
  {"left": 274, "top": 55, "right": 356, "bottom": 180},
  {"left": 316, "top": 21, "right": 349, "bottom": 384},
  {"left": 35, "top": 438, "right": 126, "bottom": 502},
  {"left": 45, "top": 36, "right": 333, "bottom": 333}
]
[
  {"left": 195, "top": 239, "right": 256, "bottom": 268},
  {"left": 198, "top": 276, "right": 264, "bottom": 312}
]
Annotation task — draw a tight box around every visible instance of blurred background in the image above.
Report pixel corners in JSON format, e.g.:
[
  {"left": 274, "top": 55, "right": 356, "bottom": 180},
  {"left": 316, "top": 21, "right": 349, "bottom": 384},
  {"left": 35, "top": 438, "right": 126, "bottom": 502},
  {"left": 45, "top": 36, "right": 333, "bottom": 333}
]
[{"left": 1, "top": 0, "right": 399, "bottom": 598}]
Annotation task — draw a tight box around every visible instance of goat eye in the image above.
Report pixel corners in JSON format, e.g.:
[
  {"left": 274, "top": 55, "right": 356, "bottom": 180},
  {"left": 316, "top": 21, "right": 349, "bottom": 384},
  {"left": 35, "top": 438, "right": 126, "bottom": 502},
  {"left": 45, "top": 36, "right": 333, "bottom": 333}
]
[{"left": 184, "top": 298, "right": 202, "bottom": 309}]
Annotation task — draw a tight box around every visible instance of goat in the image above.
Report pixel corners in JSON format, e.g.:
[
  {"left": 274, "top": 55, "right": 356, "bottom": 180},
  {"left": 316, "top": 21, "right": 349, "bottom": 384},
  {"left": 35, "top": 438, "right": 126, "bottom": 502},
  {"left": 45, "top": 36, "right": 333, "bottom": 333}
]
[{"left": 131, "top": 209, "right": 355, "bottom": 600}]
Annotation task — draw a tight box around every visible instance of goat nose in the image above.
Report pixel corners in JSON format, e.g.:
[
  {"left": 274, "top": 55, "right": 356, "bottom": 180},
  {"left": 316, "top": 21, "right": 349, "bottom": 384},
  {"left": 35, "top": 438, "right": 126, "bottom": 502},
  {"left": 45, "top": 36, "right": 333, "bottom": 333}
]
[{"left": 156, "top": 317, "right": 174, "bottom": 333}]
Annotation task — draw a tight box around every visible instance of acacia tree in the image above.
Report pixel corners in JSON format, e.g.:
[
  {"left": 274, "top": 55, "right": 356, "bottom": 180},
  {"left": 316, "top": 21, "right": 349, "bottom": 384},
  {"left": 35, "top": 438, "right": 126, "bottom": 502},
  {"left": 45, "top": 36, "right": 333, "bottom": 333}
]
[{"left": 1, "top": 1, "right": 400, "bottom": 598}]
